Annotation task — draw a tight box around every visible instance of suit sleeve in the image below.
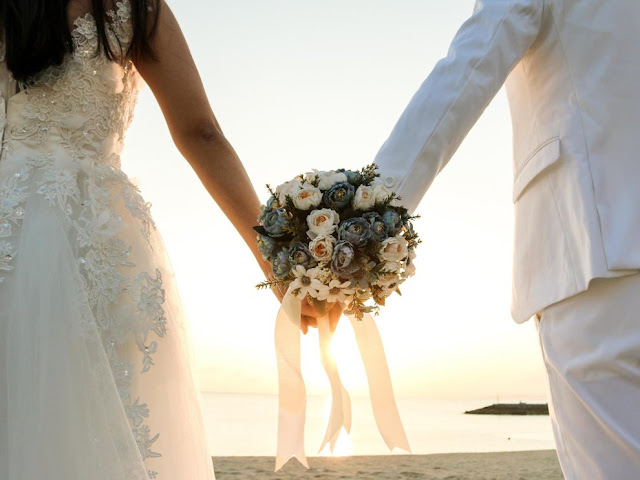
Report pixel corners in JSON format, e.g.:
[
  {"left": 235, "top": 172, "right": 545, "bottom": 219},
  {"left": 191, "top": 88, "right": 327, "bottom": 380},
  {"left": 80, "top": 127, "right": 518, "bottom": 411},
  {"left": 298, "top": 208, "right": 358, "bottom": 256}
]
[{"left": 374, "top": 0, "right": 544, "bottom": 213}]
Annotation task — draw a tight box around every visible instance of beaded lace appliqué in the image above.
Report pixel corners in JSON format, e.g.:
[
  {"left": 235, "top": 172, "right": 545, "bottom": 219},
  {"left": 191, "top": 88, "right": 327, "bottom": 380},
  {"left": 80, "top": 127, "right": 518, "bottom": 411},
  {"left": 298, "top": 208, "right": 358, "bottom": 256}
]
[{"left": 0, "top": 1, "right": 164, "bottom": 475}]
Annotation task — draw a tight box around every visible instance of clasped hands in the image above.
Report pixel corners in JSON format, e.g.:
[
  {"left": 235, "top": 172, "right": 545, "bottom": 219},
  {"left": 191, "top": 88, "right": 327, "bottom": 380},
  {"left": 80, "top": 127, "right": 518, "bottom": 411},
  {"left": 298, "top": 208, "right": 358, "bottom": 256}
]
[{"left": 270, "top": 280, "right": 342, "bottom": 334}]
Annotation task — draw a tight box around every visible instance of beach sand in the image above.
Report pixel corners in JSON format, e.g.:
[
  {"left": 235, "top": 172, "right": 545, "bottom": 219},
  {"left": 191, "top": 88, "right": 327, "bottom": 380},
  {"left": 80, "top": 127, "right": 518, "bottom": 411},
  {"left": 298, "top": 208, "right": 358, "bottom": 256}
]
[{"left": 214, "top": 450, "right": 563, "bottom": 479}]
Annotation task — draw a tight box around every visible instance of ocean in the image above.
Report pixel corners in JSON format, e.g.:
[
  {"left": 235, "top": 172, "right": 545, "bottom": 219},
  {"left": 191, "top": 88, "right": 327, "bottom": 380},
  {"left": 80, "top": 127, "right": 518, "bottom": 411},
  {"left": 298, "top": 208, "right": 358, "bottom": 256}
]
[{"left": 200, "top": 393, "right": 555, "bottom": 457}]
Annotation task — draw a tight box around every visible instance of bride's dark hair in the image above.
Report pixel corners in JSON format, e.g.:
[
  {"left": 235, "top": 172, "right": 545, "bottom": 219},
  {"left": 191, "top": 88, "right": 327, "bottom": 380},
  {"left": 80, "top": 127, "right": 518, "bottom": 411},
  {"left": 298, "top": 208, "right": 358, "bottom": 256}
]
[{"left": 0, "top": 0, "right": 160, "bottom": 83}]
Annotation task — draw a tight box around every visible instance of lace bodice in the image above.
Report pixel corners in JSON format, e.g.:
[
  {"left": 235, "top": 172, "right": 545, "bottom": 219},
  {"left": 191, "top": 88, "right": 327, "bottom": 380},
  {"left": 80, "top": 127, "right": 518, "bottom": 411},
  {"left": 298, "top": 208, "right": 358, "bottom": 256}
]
[{"left": 0, "top": 0, "right": 141, "bottom": 168}]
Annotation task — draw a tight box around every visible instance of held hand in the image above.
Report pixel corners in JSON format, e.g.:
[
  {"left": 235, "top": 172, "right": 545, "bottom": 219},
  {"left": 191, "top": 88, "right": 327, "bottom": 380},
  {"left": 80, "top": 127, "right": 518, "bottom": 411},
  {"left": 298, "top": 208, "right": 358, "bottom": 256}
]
[
  {"left": 300, "top": 300, "right": 343, "bottom": 335},
  {"left": 262, "top": 266, "right": 342, "bottom": 334}
]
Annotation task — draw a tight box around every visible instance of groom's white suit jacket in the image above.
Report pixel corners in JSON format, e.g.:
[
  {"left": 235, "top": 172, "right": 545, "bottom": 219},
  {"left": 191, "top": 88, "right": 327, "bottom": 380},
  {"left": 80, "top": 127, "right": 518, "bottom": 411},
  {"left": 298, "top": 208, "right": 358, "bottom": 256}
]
[{"left": 374, "top": 0, "right": 640, "bottom": 323}]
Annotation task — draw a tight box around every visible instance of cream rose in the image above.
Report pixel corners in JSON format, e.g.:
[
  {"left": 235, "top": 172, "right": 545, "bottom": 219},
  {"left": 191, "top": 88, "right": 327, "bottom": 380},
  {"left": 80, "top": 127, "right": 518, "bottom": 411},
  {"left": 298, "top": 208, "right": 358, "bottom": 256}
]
[
  {"left": 304, "top": 171, "right": 318, "bottom": 184},
  {"left": 276, "top": 179, "right": 303, "bottom": 204},
  {"left": 309, "top": 235, "right": 336, "bottom": 262},
  {"left": 372, "top": 182, "right": 397, "bottom": 205},
  {"left": 307, "top": 208, "right": 340, "bottom": 239},
  {"left": 316, "top": 171, "right": 348, "bottom": 190},
  {"left": 352, "top": 185, "right": 376, "bottom": 210},
  {"left": 378, "top": 235, "right": 409, "bottom": 262},
  {"left": 292, "top": 184, "right": 322, "bottom": 210}
]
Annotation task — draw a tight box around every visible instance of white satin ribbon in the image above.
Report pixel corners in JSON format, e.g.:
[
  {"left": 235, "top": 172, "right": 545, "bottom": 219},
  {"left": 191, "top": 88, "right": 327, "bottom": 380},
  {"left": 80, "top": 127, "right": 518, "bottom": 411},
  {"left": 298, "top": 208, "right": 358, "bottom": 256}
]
[
  {"left": 347, "top": 313, "right": 411, "bottom": 453},
  {"left": 274, "top": 291, "right": 308, "bottom": 471},
  {"left": 274, "top": 289, "right": 410, "bottom": 471}
]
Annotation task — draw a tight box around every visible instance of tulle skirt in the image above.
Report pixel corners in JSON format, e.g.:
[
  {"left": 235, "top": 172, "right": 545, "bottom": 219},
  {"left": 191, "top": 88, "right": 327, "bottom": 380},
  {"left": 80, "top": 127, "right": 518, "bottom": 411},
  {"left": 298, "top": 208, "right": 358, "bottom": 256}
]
[{"left": 0, "top": 151, "right": 215, "bottom": 479}]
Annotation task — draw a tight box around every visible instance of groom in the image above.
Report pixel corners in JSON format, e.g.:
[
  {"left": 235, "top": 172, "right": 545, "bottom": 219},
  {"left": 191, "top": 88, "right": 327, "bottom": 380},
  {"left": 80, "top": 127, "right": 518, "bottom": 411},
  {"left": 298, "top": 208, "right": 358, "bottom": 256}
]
[{"left": 372, "top": 1, "right": 640, "bottom": 478}]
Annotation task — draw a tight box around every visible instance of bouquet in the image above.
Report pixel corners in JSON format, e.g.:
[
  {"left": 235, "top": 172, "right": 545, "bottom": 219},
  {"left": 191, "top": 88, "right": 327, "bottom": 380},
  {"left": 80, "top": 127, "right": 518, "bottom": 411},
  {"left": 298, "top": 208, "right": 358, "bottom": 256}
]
[
  {"left": 255, "top": 164, "right": 417, "bottom": 470},
  {"left": 256, "top": 164, "right": 419, "bottom": 318}
]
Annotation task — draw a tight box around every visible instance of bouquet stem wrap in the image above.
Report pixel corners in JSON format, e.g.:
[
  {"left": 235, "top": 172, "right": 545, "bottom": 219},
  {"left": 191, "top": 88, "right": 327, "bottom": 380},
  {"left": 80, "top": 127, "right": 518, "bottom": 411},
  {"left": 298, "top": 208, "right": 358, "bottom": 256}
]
[{"left": 274, "top": 288, "right": 411, "bottom": 471}]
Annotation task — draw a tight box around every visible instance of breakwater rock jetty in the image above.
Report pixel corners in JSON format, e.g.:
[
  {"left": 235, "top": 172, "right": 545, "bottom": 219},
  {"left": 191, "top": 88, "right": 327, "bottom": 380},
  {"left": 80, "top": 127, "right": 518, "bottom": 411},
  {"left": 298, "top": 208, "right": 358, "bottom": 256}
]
[{"left": 465, "top": 403, "right": 549, "bottom": 415}]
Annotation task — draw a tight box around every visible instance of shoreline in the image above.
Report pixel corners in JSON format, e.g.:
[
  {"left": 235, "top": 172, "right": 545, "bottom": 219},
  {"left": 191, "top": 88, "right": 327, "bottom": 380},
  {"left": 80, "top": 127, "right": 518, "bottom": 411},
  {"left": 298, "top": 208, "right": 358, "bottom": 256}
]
[{"left": 213, "top": 450, "right": 562, "bottom": 479}]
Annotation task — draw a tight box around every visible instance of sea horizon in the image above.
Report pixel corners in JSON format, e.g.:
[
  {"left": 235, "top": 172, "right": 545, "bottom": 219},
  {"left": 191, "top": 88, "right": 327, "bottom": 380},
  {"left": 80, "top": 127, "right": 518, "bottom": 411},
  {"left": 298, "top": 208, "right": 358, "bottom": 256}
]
[{"left": 200, "top": 392, "right": 554, "bottom": 457}]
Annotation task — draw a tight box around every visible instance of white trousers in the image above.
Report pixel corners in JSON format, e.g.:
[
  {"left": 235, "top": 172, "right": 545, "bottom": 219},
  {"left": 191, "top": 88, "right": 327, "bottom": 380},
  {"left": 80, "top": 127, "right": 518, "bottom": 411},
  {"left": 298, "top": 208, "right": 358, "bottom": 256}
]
[{"left": 538, "top": 274, "right": 640, "bottom": 480}]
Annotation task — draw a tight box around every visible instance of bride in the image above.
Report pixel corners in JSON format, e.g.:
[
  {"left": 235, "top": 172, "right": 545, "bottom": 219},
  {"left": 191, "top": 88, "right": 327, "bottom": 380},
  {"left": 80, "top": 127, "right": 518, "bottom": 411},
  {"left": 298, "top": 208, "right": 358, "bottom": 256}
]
[{"left": 0, "top": 0, "right": 280, "bottom": 477}]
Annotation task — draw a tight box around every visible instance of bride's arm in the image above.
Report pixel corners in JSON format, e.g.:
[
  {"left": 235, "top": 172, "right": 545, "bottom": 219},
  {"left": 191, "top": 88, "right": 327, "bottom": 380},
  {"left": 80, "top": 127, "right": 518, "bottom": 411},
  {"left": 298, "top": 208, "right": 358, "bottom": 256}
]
[
  {"left": 134, "top": 2, "right": 325, "bottom": 325},
  {"left": 133, "top": 1, "right": 273, "bottom": 283}
]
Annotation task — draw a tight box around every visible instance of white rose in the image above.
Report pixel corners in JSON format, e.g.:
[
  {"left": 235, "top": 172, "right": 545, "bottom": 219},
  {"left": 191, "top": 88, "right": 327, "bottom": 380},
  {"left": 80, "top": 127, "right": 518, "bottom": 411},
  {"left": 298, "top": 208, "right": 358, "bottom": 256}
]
[
  {"left": 375, "top": 261, "right": 402, "bottom": 287},
  {"left": 372, "top": 183, "right": 398, "bottom": 205},
  {"left": 276, "top": 179, "right": 303, "bottom": 204},
  {"left": 292, "top": 184, "right": 322, "bottom": 210},
  {"left": 309, "top": 235, "right": 336, "bottom": 262},
  {"left": 352, "top": 185, "right": 376, "bottom": 210},
  {"left": 378, "top": 235, "right": 409, "bottom": 262},
  {"left": 304, "top": 171, "right": 318, "bottom": 184},
  {"left": 307, "top": 208, "right": 340, "bottom": 239},
  {"left": 317, "top": 171, "right": 348, "bottom": 190}
]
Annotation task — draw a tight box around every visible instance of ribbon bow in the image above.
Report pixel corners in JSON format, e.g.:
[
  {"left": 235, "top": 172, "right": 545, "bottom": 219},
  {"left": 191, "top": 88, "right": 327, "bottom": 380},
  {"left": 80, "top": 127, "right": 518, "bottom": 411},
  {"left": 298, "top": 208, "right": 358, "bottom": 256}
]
[{"left": 274, "top": 288, "right": 411, "bottom": 471}]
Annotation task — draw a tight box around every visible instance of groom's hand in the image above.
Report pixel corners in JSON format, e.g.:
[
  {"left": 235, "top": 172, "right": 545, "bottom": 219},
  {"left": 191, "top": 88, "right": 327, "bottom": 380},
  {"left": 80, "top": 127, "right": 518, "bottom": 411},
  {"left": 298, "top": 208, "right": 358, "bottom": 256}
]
[
  {"left": 265, "top": 277, "right": 338, "bottom": 334},
  {"left": 300, "top": 301, "right": 342, "bottom": 334}
]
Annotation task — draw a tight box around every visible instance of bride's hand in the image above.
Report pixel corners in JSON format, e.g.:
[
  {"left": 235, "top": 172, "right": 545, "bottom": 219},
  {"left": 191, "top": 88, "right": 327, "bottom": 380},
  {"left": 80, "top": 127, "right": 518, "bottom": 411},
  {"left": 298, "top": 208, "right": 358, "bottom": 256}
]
[
  {"left": 265, "top": 273, "right": 342, "bottom": 334},
  {"left": 300, "top": 301, "right": 342, "bottom": 335}
]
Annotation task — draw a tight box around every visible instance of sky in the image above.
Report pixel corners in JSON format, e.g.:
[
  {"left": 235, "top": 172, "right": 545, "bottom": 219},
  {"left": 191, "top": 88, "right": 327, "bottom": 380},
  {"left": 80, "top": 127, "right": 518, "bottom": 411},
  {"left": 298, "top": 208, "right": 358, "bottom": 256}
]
[{"left": 121, "top": 0, "right": 549, "bottom": 399}]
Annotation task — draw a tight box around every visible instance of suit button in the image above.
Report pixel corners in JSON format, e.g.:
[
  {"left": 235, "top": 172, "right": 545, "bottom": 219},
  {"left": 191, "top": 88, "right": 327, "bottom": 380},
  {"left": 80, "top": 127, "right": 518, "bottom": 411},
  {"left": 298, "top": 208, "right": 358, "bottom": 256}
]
[{"left": 383, "top": 176, "right": 395, "bottom": 188}]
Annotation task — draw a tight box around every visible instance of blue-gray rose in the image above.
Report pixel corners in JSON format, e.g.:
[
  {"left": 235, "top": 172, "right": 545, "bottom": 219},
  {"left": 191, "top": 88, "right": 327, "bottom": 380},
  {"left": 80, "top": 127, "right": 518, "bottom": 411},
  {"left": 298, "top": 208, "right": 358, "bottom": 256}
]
[
  {"left": 263, "top": 208, "right": 291, "bottom": 237},
  {"left": 272, "top": 249, "right": 291, "bottom": 278},
  {"left": 257, "top": 234, "right": 279, "bottom": 261},
  {"left": 257, "top": 195, "right": 278, "bottom": 223},
  {"left": 331, "top": 241, "right": 360, "bottom": 276},
  {"left": 381, "top": 209, "right": 403, "bottom": 236},
  {"left": 336, "top": 169, "right": 362, "bottom": 184},
  {"left": 362, "top": 212, "right": 388, "bottom": 242},
  {"left": 287, "top": 241, "right": 317, "bottom": 268},
  {"left": 338, "top": 217, "right": 372, "bottom": 247},
  {"left": 323, "top": 182, "right": 355, "bottom": 211}
]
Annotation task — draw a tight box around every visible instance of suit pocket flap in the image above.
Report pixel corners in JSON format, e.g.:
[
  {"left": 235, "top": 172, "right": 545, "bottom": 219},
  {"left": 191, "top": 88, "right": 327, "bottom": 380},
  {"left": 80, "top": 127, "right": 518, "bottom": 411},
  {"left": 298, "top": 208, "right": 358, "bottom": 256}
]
[{"left": 513, "top": 137, "right": 561, "bottom": 202}]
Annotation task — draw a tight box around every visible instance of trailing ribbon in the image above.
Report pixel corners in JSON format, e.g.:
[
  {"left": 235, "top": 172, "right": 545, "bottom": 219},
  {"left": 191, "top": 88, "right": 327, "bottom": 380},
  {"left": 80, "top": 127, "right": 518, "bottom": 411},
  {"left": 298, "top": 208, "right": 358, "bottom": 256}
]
[
  {"left": 274, "top": 292, "right": 308, "bottom": 470},
  {"left": 317, "top": 312, "right": 351, "bottom": 453},
  {"left": 347, "top": 313, "right": 411, "bottom": 453},
  {"left": 274, "top": 288, "right": 410, "bottom": 471}
]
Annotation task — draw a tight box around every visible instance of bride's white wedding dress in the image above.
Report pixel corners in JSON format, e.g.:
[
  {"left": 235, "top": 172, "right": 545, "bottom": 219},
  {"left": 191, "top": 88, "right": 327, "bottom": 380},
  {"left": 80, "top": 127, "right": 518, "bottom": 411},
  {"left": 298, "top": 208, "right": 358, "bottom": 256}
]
[{"left": 0, "top": 2, "right": 215, "bottom": 478}]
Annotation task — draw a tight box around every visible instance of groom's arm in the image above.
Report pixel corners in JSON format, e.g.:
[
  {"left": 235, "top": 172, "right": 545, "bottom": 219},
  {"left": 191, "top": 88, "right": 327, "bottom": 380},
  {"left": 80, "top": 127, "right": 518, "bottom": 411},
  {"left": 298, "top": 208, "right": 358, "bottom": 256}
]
[{"left": 374, "top": 0, "right": 544, "bottom": 212}]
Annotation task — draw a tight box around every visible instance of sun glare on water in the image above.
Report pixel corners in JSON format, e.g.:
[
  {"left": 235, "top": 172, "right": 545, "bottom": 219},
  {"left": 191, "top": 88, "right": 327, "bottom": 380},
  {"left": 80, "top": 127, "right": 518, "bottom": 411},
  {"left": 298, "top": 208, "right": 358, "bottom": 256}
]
[
  {"left": 328, "top": 322, "right": 368, "bottom": 392},
  {"left": 315, "top": 348, "right": 357, "bottom": 458}
]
